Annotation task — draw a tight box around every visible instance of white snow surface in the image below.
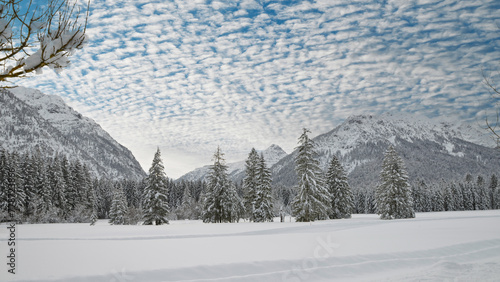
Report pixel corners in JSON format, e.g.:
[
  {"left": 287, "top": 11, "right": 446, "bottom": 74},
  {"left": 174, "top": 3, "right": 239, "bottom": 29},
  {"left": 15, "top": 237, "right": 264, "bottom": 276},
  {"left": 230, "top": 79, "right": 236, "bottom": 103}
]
[{"left": 1, "top": 210, "right": 499, "bottom": 282}]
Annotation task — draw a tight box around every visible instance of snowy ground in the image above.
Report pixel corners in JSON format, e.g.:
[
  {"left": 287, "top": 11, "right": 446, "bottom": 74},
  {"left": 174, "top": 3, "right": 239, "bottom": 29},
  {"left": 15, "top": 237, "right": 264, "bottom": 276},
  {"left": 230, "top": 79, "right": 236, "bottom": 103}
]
[{"left": 1, "top": 210, "right": 499, "bottom": 282}]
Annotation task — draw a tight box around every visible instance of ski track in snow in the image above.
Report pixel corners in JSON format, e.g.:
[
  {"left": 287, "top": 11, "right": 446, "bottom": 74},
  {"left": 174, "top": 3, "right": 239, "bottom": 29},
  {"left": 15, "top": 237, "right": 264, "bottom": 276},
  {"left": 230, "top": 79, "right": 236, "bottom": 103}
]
[{"left": 1, "top": 211, "right": 499, "bottom": 282}]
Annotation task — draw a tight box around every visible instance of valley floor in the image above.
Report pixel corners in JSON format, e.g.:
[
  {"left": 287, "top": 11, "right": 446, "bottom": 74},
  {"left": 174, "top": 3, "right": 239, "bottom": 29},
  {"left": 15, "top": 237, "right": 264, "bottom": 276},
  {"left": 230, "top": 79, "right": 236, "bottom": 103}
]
[{"left": 1, "top": 210, "right": 499, "bottom": 281}]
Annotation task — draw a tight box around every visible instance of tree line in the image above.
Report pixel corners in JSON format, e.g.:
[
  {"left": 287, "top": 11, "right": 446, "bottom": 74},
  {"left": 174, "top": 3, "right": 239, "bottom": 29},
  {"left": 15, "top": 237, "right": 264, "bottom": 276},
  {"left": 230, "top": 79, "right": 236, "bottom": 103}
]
[{"left": 2, "top": 128, "right": 500, "bottom": 225}]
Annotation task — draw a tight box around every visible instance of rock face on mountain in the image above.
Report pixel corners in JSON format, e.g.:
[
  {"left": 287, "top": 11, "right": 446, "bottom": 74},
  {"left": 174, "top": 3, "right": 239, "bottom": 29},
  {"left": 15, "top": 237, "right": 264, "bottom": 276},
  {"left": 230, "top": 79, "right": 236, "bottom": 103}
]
[
  {"left": 0, "top": 87, "right": 145, "bottom": 180},
  {"left": 178, "top": 144, "right": 288, "bottom": 183},
  {"left": 272, "top": 113, "right": 500, "bottom": 189}
]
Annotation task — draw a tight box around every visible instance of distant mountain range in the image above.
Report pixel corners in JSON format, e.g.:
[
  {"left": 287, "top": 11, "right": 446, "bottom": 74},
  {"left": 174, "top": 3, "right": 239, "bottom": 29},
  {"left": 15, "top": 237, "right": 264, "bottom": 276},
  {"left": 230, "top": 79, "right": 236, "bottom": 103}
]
[
  {"left": 0, "top": 87, "right": 146, "bottom": 180},
  {"left": 181, "top": 113, "right": 500, "bottom": 189},
  {"left": 178, "top": 144, "right": 288, "bottom": 184},
  {"left": 3, "top": 86, "right": 498, "bottom": 187}
]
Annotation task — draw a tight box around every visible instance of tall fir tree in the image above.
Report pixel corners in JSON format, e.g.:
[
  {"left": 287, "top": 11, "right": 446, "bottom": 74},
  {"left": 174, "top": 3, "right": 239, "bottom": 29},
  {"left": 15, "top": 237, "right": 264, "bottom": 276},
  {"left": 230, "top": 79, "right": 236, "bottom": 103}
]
[
  {"left": 443, "top": 182, "right": 455, "bottom": 211},
  {"left": 243, "top": 148, "right": 259, "bottom": 221},
  {"left": 142, "top": 148, "right": 170, "bottom": 225},
  {"left": 178, "top": 183, "right": 198, "bottom": 220},
  {"left": 202, "top": 146, "right": 242, "bottom": 223},
  {"left": 375, "top": 145, "right": 415, "bottom": 219},
  {"left": 451, "top": 182, "right": 464, "bottom": 211},
  {"left": 109, "top": 183, "right": 128, "bottom": 225},
  {"left": 291, "top": 128, "right": 330, "bottom": 222},
  {"left": 254, "top": 153, "right": 274, "bottom": 222},
  {"left": 21, "top": 153, "right": 36, "bottom": 219},
  {"left": 89, "top": 185, "right": 98, "bottom": 226},
  {"left": 48, "top": 156, "right": 67, "bottom": 217},
  {"left": 476, "top": 175, "right": 489, "bottom": 210},
  {"left": 325, "top": 155, "right": 354, "bottom": 219},
  {"left": 461, "top": 174, "right": 475, "bottom": 211},
  {"left": 489, "top": 174, "right": 498, "bottom": 209}
]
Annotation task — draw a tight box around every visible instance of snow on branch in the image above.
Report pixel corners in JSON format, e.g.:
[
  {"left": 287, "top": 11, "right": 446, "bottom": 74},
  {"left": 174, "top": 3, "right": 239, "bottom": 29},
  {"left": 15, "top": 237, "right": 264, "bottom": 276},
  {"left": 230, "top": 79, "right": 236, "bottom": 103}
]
[{"left": 0, "top": 0, "right": 89, "bottom": 83}]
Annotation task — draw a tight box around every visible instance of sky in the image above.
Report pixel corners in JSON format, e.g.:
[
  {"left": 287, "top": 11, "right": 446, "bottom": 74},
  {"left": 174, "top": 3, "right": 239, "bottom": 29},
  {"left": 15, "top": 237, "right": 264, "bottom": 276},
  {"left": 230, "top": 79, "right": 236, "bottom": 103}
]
[{"left": 11, "top": 0, "right": 500, "bottom": 178}]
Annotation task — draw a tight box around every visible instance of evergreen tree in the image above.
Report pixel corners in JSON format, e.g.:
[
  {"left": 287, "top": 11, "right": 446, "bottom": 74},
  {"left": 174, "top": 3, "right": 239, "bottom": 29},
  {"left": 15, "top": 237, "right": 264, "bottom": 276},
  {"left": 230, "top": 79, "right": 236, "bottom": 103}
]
[
  {"left": 89, "top": 185, "right": 98, "bottom": 226},
  {"left": 352, "top": 188, "right": 365, "bottom": 214},
  {"left": 291, "top": 128, "right": 330, "bottom": 222},
  {"left": 48, "top": 156, "right": 67, "bottom": 217},
  {"left": 443, "top": 182, "right": 455, "bottom": 211},
  {"left": 33, "top": 149, "right": 51, "bottom": 213},
  {"left": 364, "top": 188, "right": 376, "bottom": 214},
  {"left": 109, "top": 183, "right": 128, "bottom": 225},
  {"left": 229, "top": 182, "right": 245, "bottom": 223},
  {"left": 325, "top": 155, "right": 354, "bottom": 219},
  {"left": 20, "top": 153, "right": 36, "bottom": 219},
  {"left": 495, "top": 186, "right": 500, "bottom": 210},
  {"left": 254, "top": 153, "right": 274, "bottom": 222},
  {"left": 375, "top": 146, "right": 415, "bottom": 219},
  {"left": 431, "top": 187, "right": 444, "bottom": 212},
  {"left": 178, "top": 183, "right": 198, "bottom": 220},
  {"left": 202, "top": 146, "right": 241, "bottom": 223},
  {"left": 476, "top": 175, "right": 489, "bottom": 210},
  {"left": 490, "top": 175, "right": 498, "bottom": 209},
  {"left": 243, "top": 148, "right": 259, "bottom": 221},
  {"left": 451, "top": 182, "right": 464, "bottom": 211},
  {"left": 462, "top": 175, "right": 474, "bottom": 210},
  {"left": 142, "top": 148, "right": 170, "bottom": 225}
]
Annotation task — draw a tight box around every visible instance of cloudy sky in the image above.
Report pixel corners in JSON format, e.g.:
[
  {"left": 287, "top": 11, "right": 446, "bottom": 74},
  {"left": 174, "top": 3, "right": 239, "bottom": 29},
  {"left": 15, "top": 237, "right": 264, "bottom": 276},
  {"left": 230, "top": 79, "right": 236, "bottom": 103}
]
[{"left": 13, "top": 0, "right": 500, "bottom": 178}]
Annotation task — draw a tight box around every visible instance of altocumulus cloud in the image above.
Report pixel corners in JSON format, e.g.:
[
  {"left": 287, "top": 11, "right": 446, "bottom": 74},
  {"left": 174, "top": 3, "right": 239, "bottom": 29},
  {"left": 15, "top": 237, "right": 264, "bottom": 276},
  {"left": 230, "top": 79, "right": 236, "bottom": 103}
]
[{"left": 12, "top": 0, "right": 500, "bottom": 178}]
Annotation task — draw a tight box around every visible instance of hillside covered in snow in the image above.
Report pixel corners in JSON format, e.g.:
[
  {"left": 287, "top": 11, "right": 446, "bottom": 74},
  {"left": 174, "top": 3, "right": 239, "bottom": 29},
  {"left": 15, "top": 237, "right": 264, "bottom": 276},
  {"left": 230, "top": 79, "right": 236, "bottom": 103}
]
[
  {"left": 178, "top": 144, "right": 287, "bottom": 183},
  {"left": 270, "top": 113, "right": 500, "bottom": 188},
  {"left": 0, "top": 87, "right": 145, "bottom": 180},
  {"left": 2, "top": 210, "right": 499, "bottom": 281}
]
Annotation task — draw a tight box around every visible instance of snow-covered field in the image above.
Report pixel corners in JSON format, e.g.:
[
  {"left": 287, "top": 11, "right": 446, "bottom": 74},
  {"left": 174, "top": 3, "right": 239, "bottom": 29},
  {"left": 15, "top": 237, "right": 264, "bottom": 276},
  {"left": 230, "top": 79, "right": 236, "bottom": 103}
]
[{"left": 1, "top": 210, "right": 499, "bottom": 282}]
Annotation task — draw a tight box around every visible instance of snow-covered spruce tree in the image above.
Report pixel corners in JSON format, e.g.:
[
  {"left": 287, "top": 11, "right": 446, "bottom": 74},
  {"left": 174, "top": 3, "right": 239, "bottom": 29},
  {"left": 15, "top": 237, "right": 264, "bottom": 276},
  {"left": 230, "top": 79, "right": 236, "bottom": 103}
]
[
  {"left": 254, "top": 153, "right": 274, "bottom": 222},
  {"left": 243, "top": 148, "right": 259, "bottom": 221},
  {"left": 89, "top": 185, "right": 98, "bottom": 226},
  {"left": 451, "top": 182, "right": 464, "bottom": 211},
  {"left": 462, "top": 174, "right": 474, "bottom": 211},
  {"left": 0, "top": 0, "right": 89, "bottom": 84},
  {"left": 48, "top": 156, "right": 67, "bottom": 218},
  {"left": 202, "top": 146, "right": 242, "bottom": 223},
  {"left": 109, "top": 183, "right": 128, "bottom": 225},
  {"left": 443, "top": 182, "right": 455, "bottom": 211},
  {"left": 325, "top": 155, "right": 354, "bottom": 219},
  {"left": 375, "top": 145, "right": 415, "bottom": 220},
  {"left": 142, "top": 148, "right": 170, "bottom": 225},
  {"left": 177, "top": 184, "right": 198, "bottom": 220},
  {"left": 490, "top": 175, "right": 498, "bottom": 209},
  {"left": 20, "top": 153, "right": 36, "bottom": 219},
  {"left": 476, "top": 175, "right": 489, "bottom": 210},
  {"left": 291, "top": 128, "right": 330, "bottom": 222}
]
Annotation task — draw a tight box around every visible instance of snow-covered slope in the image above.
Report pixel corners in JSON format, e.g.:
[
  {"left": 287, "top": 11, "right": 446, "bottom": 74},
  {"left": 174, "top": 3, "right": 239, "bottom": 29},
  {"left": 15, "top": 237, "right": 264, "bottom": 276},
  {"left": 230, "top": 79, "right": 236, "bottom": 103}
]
[
  {"left": 4, "top": 210, "right": 500, "bottom": 281},
  {"left": 178, "top": 144, "right": 287, "bottom": 183},
  {"left": 272, "top": 113, "right": 500, "bottom": 188},
  {"left": 0, "top": 87, "right": 145, "bottom": 180}
]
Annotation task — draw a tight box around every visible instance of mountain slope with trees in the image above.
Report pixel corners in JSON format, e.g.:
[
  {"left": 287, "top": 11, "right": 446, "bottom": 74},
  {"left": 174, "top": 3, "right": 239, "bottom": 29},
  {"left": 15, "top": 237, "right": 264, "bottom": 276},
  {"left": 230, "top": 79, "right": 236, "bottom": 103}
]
[
  {"left": 271, "top": 113, "right": 500, "bottom": 189},
  {"left": 0, "top": 87, "right": 145, "bottom": 180}
]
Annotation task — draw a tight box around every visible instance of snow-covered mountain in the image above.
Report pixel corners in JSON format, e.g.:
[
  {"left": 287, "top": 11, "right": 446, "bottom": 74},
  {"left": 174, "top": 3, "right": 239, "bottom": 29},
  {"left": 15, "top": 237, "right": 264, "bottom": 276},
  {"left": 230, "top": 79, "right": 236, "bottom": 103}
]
[
  {"left": 0, "top": 87, "right": 146, "bottom": 180},
  {"left": 178, "top": 144, "right": 287, "bottom": 183},
  {"left": 272, "top": 113, "right": 500, "bottom": 189}
]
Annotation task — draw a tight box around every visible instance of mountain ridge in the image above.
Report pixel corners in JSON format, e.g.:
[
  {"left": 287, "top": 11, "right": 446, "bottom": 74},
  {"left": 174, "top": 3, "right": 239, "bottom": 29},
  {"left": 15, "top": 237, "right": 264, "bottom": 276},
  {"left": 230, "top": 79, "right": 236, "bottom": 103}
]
[
  {"left": 178, "top": 144, "right": 287, "bottom": 183},
  {"left": 272, "top": 113, "right": 500, "bottom": 189},
  {"left": 0, "top": 87, "right": 146, "bottom": 180},
  {"left": 179, "top": 113, "right": 500, "bottom": 188}
]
